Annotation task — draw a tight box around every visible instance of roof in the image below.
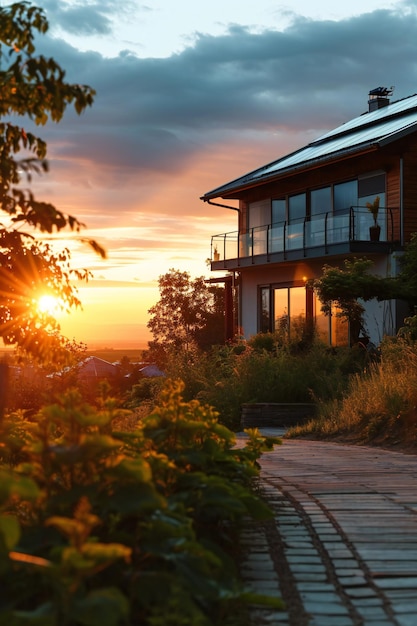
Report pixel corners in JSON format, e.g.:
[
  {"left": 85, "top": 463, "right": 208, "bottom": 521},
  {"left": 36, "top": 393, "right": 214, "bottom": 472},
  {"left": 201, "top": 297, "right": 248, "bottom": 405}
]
[
  {"left": 78, "top": 356, "right": 118, "bottom": 379},
  {"left": 202, "top": 93, "right": 417, "bottom": 200},
  {"left": 139, "top": 364, "right": 165, "bottom": 378}
]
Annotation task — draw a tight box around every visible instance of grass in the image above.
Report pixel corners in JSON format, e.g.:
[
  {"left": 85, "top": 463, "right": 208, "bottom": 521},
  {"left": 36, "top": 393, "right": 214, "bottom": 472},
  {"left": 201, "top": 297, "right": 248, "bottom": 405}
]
[{"left": 287, "top": 338, "right": 417, "bottom": 448}]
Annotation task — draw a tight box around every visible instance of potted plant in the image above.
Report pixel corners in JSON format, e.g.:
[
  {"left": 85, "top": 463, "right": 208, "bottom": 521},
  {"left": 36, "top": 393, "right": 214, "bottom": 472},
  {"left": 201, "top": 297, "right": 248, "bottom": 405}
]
[{"left": 366, "top": 195, "right": 381, "bottom": 241}]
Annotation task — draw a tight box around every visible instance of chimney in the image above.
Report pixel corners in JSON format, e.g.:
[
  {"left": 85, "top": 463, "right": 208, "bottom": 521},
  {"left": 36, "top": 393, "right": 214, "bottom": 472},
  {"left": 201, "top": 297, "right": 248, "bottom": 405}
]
[{"left": 368, "top": 86, "right": 394, "bottom": 112}]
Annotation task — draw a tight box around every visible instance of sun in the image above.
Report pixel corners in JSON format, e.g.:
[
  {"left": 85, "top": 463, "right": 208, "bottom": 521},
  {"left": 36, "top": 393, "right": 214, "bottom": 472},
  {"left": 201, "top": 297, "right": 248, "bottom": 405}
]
[{"left": 37, "top": 294, "right": 61, "bottom": 317}]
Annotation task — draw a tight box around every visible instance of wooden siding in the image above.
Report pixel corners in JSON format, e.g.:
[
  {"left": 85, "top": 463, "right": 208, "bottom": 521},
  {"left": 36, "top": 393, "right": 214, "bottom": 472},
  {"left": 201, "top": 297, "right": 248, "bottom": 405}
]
[
  {"left": 402, "top": 141, "right": 417, "bottom": 242},
  {"left": 386, "top": 163, "right": 401, "bottom": 242}
]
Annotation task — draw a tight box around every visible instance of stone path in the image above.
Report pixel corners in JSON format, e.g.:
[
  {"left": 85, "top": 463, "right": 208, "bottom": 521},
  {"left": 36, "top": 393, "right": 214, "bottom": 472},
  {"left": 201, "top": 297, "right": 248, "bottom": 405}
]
[{"left": 239, "top": 431, "right": 417, "bottom": 626}]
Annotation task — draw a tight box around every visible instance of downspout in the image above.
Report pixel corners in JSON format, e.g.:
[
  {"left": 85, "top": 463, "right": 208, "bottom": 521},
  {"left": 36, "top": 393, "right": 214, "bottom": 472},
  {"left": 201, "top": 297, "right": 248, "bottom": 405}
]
[
  {"left": 202, "top": 197, "right": 241, "bottom": 341},
  {"left": 400, "top": 157, "right": 404, "bottom": 245}
]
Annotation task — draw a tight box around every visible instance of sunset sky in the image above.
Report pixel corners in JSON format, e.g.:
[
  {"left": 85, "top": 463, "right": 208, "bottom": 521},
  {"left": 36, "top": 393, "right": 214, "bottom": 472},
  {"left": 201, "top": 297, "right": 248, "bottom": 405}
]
[{"left": 13, "top": 0, "right": 417, "bottom": 348}]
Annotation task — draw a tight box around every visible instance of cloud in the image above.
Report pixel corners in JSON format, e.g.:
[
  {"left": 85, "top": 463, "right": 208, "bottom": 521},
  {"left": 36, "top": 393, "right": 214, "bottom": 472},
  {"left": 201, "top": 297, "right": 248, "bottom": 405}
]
[
  {"left": 20, "top": 4, "right": 417, "bottom": 247},
  {"left": 35, "top": 5, "right": 417, "bottom": 163},
  {"left": 40, "top": 0, "right": 141, "bottom": 36}
]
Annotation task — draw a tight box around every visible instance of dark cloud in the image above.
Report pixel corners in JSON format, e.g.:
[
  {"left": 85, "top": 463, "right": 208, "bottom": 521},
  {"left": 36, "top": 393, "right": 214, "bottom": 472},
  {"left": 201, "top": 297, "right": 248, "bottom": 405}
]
[
  {"left": 28, "top": 5, "right": 417, "bottom": 190},
  {"left": 41, "top": 0, "right": 112, "bottom": 35}
]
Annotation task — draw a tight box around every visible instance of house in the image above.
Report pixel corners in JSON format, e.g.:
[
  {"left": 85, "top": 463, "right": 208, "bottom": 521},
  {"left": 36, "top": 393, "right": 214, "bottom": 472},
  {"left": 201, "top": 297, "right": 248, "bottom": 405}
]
[
  {"left": 78, "top": 356, "right": 118, "bottom": 380},
  {"left": 201, "top": 87, "right": 417, "bottom": 346},
  {"left": 139, "top": 364, "right": 165, "bottom": 378}
]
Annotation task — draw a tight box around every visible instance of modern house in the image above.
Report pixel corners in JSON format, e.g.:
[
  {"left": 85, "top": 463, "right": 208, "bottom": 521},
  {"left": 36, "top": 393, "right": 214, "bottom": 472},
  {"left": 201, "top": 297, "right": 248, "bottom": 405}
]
[{"left": 201, "top": 87, "right": 417, "bottom": 346}]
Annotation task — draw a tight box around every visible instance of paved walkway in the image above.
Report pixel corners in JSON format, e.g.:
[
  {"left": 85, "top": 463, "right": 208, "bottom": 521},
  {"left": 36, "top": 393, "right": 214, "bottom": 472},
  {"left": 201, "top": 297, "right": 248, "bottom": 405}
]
[{"left": 239, "top": 431, "right": 417, "bottom": 626}]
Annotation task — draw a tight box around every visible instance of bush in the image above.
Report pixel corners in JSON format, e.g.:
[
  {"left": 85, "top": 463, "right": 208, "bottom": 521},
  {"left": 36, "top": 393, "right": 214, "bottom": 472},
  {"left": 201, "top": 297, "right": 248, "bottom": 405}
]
[
  {"left": 0, "top": 379, "right": 281, "bottom": 625},
  {"left": 161, "top": 338, "right": 361, "bottom": 430}
]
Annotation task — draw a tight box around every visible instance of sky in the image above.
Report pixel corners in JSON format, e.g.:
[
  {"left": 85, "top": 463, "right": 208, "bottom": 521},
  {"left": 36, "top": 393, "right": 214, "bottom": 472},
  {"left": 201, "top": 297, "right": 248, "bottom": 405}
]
[{"left": 6, "top": 0, "right": 417, "bottom": 349}]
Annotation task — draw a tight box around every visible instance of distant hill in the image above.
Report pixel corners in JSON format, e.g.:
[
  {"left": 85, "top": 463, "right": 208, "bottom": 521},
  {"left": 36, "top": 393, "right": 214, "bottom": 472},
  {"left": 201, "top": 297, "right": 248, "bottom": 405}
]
[{"left": 85, "top": 348, "right": 147, "bottom": 362}]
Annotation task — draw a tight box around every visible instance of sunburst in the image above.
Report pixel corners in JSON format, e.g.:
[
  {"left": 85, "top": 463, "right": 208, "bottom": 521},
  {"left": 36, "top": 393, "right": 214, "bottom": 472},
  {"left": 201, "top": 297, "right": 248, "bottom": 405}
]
[{"left": 37, "top": 294, "right": 61, "bottom": 317}]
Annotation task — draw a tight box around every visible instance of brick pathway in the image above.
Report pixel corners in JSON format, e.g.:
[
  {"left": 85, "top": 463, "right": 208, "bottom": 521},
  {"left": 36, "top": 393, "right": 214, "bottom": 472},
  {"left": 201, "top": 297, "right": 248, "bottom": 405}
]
[{"left": 239, "top": 432, "right": 417, "bottom": 626}]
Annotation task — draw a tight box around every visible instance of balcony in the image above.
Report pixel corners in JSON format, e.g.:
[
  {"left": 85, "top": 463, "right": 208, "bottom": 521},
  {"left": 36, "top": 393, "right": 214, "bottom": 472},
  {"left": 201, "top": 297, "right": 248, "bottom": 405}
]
[{"left": 211, "top": 207, "right": 401, "bottom": 270}]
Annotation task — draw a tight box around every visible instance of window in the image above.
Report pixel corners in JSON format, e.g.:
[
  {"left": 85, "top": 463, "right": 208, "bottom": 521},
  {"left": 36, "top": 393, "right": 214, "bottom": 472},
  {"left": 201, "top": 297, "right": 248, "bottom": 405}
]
[
  {"left": 358, "top": 173, "right": 385, "bottom": 198},
  {"left": 259, "top": 284, "right": 348, "bottom": 346},
  {"left": 248, "top": 199, "right": 271, "bottom": 228},
  {"left": 311, "top": 187, "right": 331, "bottom": 217},
  {"left": 260, "top": 287, "right": 271, "bottom": 334},
  {"left": 272, "top": 199, "right": 286, "bottom": 224},
  {"left": 273, "top": 285, "right": 307, "bottom": 339},
  {"left": 334, "top": 180, "right": 357, "bottom": 214},
  {"left": 260, "top": 284, "right": 309, "bottom": 338},
  {"left": 274, "top": 288, "right": 289, "bottom": 337},
  {"left": 288, "top": 193, "right": 306, "bottom": 223}
]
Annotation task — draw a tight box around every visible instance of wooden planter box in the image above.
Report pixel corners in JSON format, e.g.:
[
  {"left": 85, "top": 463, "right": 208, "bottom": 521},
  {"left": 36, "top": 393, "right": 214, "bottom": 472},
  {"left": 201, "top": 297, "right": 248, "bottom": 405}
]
[{"left": 241, "top": 402, "right": 316, "bottom": 429}]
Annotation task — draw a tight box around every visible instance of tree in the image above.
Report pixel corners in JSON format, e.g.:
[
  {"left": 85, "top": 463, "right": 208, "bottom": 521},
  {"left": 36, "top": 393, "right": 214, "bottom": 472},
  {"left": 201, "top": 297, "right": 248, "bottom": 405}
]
[
  {"left": 0, "top": 2, "right": 104, "bottom": 362},
  {"left": 309, "top": 257, "right": 406, "bottom": 345},
  {"left": 147, "top": 269, "right": 224, "bottom": 364}
]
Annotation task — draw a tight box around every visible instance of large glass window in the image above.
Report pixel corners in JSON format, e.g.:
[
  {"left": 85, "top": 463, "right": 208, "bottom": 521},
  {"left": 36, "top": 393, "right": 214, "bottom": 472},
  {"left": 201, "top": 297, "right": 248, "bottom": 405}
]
[
  {"left": 260, "top": 287, "right": 271, "bottom": 334},
  {"left": 357, "top": 173, "right": 386, "bottom": 240},
  {"left": 289, "top": 286, "right": 306, "bottom": 338},
  {"left": 311, "top": 187, "right": 331, "bottom": 216},
  {"left": 260, "top": 285, "right": 348, "bottom": 345},
  {"left": 248, "top": 199, "right": 271, "bottom": 228},
  {"left": 330, "top": 305, "right": 349, "bottom": 347},
  {"left": 274, "top": 288, "right": 289, "bottom": 337},
  {"left": 358, "top": 173, "right": 385, "bottom": 198},
  {"left": 273, "top": 286, "right": 307, "bottom": 340},
  {"left": 288, "top": 193, "right": 306, "bottom": 223},
  {"left": 334, "top": 180, "right": 357, "bottom": 214},
  {"left": 272, "top": 199, "right": 286, "bottom": 224}
]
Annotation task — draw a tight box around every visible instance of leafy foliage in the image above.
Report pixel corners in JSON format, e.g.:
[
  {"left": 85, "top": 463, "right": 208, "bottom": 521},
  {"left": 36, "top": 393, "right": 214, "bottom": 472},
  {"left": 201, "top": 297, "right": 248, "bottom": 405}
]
[
  {"left": 155, "top": 338, "right": 363, "bottom": 430},
  {"left": 147, "top": 269, "right": 225, "bottom": 365},
  {"left": 309, "top": 237, "right": 417, "bottom": 345},
  {"left": 397, "top": 232, "right": 417, "bottom": 306},
  {"left": 0, "top": 2, "right": 104, "bottom": 360},
  {"left": 309, "top": 258, "right": 401, "bottom": 344},
  {"left": 0, "top": 379, "right": 281, "bottom": 625}
]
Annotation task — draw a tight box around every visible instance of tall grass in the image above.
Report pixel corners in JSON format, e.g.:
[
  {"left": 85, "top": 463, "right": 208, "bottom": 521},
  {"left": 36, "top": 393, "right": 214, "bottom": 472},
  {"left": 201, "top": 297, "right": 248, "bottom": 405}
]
[{"left": 288, "top": 339, "right": 417, "bottom": 446}]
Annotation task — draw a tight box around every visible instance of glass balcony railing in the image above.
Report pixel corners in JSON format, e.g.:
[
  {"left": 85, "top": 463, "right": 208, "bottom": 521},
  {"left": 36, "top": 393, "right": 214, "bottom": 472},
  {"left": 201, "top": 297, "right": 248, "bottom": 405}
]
[{"left": 211, "top": 206, "right": 398, "bottom": 264}]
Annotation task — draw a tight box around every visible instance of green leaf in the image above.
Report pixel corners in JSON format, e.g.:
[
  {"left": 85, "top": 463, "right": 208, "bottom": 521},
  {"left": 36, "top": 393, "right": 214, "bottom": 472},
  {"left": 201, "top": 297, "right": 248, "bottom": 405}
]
[
  {"left": 80, "top": 434, "right": 121, "bottom": 455},
  {"left": 74, "top": 411, "right": 113, "bottom": 428},
  {"left": 81, "top": 542, "right": 131, "bottom": 565},
  {"left": 0, "top": 515, "right": 20, "bottom": 550},
  {"left": 72, "top": 588, "right": 129, "bottom": 626},
  {"left": 109, "top": 457, "right": 152, "bottom": 483},
  {"left": 0, "top": 470, "right": 40, "bottom": 505},
  {"left": 105, "top": 483, "right": 165, "bottom": 515},
  {"left": 45, "top": 517, "right": 95, "bottom": 545}
]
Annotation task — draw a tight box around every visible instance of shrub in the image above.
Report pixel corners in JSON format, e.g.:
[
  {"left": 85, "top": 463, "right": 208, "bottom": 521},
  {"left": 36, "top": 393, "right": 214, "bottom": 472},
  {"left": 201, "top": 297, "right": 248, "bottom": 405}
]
[
  {"left": 288, "top": 338, "right": 417, "bottom": 445},
  {"left": 0, "top": 380, "right": 281, "bottom": 625},
  {"left": 162, "top": 338, "right": 360, "bottom": 430}
]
